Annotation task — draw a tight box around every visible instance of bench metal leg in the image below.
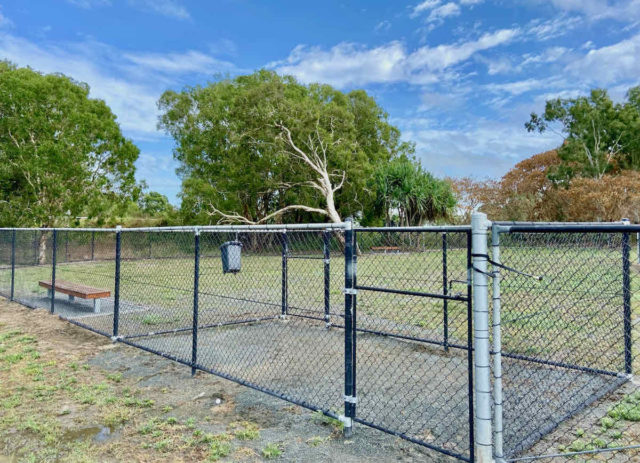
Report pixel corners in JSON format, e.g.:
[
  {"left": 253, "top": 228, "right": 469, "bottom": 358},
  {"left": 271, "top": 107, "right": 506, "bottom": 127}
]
[{"left": 93, "top": 299, "right": 101, "bottom": 314}]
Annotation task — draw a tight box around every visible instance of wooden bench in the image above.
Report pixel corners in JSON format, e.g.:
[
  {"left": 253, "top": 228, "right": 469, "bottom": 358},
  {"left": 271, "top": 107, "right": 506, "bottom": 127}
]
[
  {"left": 370, "top": 246, "right": 401, "bottom": 253},
  {"left": 39, "top": 280, "right": 110, "bottom": 313}
]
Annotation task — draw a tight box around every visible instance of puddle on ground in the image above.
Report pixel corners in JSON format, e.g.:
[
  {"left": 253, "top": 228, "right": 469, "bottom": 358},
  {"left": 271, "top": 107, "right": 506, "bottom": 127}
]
[{"left": 61, "top": 425, "right": 115, "bottom": 443}]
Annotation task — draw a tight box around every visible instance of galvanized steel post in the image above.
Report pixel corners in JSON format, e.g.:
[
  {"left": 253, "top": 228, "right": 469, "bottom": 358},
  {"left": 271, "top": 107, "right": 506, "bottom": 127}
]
[
  {"left": 471, "top": 212, "right": 493, "bottom": 463},
  {"left": 91, "top": 231, "right": 95, "bottom": 261},
  {"left": 192, "top": 227, "right": 200, "bottom": 376}
]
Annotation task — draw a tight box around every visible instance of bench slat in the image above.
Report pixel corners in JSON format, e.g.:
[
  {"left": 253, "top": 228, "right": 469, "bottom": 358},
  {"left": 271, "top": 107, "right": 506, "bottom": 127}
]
[{"left": 39, "top": 280, "right": 110, "bottom": 299}]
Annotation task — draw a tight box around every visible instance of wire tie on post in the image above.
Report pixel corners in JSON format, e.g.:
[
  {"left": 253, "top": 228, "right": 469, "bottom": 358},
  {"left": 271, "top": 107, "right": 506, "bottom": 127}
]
[{"left": 471, "top": 253, "right": 543, "bottom": 280}]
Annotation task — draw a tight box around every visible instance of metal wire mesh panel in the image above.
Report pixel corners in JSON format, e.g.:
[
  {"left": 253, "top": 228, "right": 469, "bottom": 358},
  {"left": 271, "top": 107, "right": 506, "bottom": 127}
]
[
  {"left": 12, "top": 230, "right": 53, "bottom": 310},
  {"left": 353, "top": 229, "right": 473, "bottom": 461},
  {"left": 53, "top": 231, "right": 117, "bottom": 336},
  {"left": 496, "top": 230, "right": 640, "bottom": 462},
  {"left": 0, "top": 230, "right": 12, "bottom": 298}
]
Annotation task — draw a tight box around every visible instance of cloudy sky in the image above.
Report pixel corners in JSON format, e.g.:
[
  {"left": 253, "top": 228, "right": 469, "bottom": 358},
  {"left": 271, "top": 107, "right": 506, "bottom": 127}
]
[{"left": 2, "top": 1, "right": 640, "bottom": 203}]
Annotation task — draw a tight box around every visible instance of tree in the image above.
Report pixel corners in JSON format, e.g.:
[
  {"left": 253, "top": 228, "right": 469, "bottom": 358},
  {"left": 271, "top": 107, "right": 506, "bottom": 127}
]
[
  {"left": 526, "top": 87, "right": 640, "bottom": 182},
  {"left": 0, "top": 62, "right": 140, "bottom": 261},
  {"left": 372, "top": 157, "right": 455, "bottom": 226},
  {"left": 138, "top": 191, "right": 173, "bottom": 216},
  {"left": 0, "top": 62, "right": 140, "bottom": 227},
  {"left": 158, "top": 70, "right": 413, "bottom": 225}
]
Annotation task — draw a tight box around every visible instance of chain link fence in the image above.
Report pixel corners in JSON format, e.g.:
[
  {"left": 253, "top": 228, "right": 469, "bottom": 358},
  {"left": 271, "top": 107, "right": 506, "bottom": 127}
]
[
  {"left": 0, "top": 223, "right": 476, "bottom": 462},
  {"left": 491, "top": 222, "right": 640, "bottom": 463},
  {"left": 2, "top": 219, "right": 639, "bottom": 462}
]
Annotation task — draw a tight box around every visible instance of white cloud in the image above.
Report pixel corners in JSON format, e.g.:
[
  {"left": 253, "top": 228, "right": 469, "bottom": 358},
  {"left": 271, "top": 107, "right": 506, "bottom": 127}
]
[
  {"left": 426, "top": 2, "right": 461, "bottom": 25},
  {"left": 66, "top": 0, "right": 111, "bottom": 8},
  {"left": 519, "top": 46, "right": 569, "bottom": 68},
  {"left": 273, "top": 28, "right": 519, "bottom": 87},
  {"left": 66, "top": 0, "right": 189, "bottom": 19},
  {"left": 411, "top": 0, "right": 441, "bottom": 18},
  {"left": 525, "top": 14, "right": 582, "bottom": 41},
  {"left": 485, "top": 77, "right": 560, "bottom": 96},
  {"left": 129, "top": 0, "right": 190, "bottom": 20},
  {"left": 374, "top": 20, "right": 391, "bottom": 32},
  {"left": 460, "top": 0, "right": 483, "bottom": 4},
  {"left": 547, "top": 0, "right": 640, "bottom": 22},
  {"left": 565, "top": 33, "right": 640, "bottom": 84},
  {"left": 397, "top": 117, "right": 559, "bottom": 179},
  {"left": 123, "top": 50, "right": 234, "bottom": 75}
]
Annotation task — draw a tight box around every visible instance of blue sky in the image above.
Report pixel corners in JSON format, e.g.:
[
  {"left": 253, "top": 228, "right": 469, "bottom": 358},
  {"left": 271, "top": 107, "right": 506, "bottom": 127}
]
[{"left": 1, "top": 0, "right": 639, "bottom": 204}]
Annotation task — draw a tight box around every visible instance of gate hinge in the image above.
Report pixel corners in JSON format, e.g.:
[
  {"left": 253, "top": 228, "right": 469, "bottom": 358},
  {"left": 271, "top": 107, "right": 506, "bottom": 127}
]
[
  {"left": 343, "top": 288, "right": 357, "bottom": 295},
  {"left": 344, "top": 395, "right": 358, "bottom": 404}
]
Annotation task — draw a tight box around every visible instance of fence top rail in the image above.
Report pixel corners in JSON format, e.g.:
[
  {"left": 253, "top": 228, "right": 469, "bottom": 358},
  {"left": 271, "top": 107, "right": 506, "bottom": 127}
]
[
  {"left": 0, "top": 223, "right": 349, "bottom": 233},
  {"left": 354, "top": 225, "right": 471, "bottom": 233},
  {"left": 496, "top": 223, "right": 640, "bottom": 233}
]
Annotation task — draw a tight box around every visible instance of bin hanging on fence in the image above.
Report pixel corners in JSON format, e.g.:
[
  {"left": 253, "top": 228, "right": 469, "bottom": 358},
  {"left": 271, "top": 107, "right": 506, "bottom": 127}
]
[{"left": 220, "top": 241, "right": 242, "bottom": 273}]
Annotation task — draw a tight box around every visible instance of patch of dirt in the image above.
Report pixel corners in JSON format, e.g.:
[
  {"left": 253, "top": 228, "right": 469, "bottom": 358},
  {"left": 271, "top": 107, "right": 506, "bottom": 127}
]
[{"left": 0, "top": 300, "right": 447, "bottom": 462}]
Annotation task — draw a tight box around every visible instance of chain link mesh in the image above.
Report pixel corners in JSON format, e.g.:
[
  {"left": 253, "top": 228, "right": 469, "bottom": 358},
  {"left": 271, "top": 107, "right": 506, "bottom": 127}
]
[
  {"left": 495, "top": 231, "right": 640, "bottom": 462},
  {"left": 353, "top": 229, "right": 473, "bottom": 461}
]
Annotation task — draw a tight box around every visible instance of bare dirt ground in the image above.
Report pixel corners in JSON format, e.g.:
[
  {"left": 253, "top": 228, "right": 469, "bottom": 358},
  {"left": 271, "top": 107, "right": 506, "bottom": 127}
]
[{"left": 0, "top": 300, "right": 448, "bottom": 463}]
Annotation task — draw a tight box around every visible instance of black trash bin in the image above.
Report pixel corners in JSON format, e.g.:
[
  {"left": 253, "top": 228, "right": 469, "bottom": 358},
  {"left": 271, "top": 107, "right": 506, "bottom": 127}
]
[{"left": 220, "top": 241, "right": 242, "bottom": 273}]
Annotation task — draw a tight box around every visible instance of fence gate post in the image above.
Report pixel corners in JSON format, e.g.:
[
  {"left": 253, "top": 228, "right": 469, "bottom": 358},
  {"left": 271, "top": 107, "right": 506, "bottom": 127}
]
[
  {"left": 50, "top": 230, "right": 57, "bottom": 314},
  {"left": 491, "top": 226, "right": 505, "bottom": 462},
  {"left": 342, "top": 219, "right": 357, "bottom": 437},
  {"left": 10, "top": 230, "right": 16, "bottom": 301},
  {"left": 442, "top": 232, "right": 449, "bottom": 351},
  {"left": 471, "top": 212, "right": 494, "bottom": 463},
  {"left": 281, "top": 231, "right": 288, "bottom": 318},
  {"left": 113, "top": 226, "right": 121, "bottom": 339},
  {"left": 622, "top": 221, "right": 632, "bottom": 374},
  {"left": 323, "top": 230, "right": 331, "bottom": 327},
  {"left": 192, "top": 227, "right": 200, "bottom": 376}
]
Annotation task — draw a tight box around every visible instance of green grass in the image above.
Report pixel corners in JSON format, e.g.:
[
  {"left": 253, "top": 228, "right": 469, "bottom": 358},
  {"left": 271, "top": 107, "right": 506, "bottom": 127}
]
[{"left": 5, "top": 244, "right": 640, "bottom": 372}]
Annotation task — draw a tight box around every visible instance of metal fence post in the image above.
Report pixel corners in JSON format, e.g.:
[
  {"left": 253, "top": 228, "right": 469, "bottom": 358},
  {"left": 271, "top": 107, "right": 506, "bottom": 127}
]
[
  {"left": 91, "top": 231, "right": 95, "bottom": 261},
  {"left": 491, "top": 226, "right": 504, "bottom": 462},
  {"left": 281, "top": 231, "right": 288, "bottom": 318},
  {"left": 471, "top": 212, "right": 493, "bottom": 463},
  {"left": 10, "top": 230, "right": 16, "bottom": 301},
  {"left": 622, "top": 224, "right": 632, "bottom": 374},
  {"left": 442, "top": 232, "right": 449, "bottom": 351},
  {"left": 50, "top": 230, "right": 57, "bottom": 314},
  {"left": 113, "top": 226, "right": 121, "bottom": 338},
  {"left": 323, "top": 230, "right": 331, "bottom": 327},
  {"left": 343, "top": 219, "right": 357, "bottom": 437},
  {"left": 65, "top": 231, "right": 69, "bottom": 262},
  {"left": 192, "top": 227, "right": 200, "bottom": 376}
]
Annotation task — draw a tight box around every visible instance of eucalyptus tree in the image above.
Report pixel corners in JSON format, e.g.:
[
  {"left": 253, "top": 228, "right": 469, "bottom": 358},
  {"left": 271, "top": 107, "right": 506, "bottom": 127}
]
[{"left": 158, "top": 70, "right": 413, "bottom": 224}]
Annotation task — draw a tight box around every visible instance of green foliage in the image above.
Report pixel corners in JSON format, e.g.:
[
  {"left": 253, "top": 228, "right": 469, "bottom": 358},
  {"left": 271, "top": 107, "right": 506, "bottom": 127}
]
[
  {"left": 158, "top": 70, "right": 414, "bottom": 224},
  {"left": 370, "top": 156, "right": 455, "bottom": 225},
  {"left": 526, "top": 86, "right": 640, "bottom": 182},
  {"left": 0, "top": 61, "right": 140, "bottom": 227},
  {"left": 138, "top": 191, "right": 174, "bottom": 216}
]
